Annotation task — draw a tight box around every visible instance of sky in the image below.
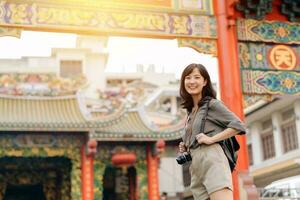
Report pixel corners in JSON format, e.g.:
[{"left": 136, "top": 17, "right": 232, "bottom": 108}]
[{"left": 0, "top": 31, "right": 219, "bottom": 82}]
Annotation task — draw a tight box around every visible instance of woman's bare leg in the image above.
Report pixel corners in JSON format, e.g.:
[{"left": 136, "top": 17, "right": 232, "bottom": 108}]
[{"left": 210, "top": 188, "right": 233, "bottom": 200}]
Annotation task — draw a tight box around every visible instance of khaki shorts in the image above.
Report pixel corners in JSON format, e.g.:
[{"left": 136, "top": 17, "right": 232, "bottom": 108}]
[{"left": 189, "top": 143, "right": 232, "bottom": 200}]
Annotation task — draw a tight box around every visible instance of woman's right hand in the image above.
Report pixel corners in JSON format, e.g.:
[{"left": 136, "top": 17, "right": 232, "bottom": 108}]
[{"left": 179, "top": 142, "right": 186, "bottom": 153}]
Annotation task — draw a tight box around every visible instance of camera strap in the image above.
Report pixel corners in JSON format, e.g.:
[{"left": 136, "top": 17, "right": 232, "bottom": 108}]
[{"left": 186, "top": 106, "right": 199, "bottom": 153}]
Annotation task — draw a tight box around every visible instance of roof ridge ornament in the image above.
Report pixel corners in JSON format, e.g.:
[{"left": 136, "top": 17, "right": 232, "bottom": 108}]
[
  {"left": 0, "top": 73, "right": 87, "bottom": 97},
  {"left": 236, "top": 0, "right": 273, "bottom": 20},
  {"left": 281, "top": 0, "right": 300, "bottom": 22}
]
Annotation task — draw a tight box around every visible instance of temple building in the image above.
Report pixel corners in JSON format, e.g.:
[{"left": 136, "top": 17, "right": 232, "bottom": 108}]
[{"left": 0, "top": 35, "right": 186, "bottom": 200}]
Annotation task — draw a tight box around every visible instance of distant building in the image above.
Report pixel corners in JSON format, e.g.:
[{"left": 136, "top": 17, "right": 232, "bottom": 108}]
[{"left": 245, "top": 96, "right": 300, "bottom": 192}]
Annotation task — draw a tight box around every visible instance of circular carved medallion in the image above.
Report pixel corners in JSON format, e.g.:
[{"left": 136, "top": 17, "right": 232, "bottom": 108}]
[{"left": 268, "top": 45, "right": 298, "bottom": 70}]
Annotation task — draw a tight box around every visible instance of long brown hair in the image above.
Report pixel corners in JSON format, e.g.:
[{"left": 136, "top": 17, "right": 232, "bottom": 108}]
[{"left": 179, "top": 63, "right": 216, "bottom": 112}]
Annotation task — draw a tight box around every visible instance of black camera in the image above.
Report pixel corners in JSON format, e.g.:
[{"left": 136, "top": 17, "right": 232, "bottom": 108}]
[{"left": 176, "top": 152, "right": 192, "bottom": 165}]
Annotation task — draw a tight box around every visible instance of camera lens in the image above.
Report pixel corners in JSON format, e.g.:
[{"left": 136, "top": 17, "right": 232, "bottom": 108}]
[
  {"left": 176, "top": 155, "right": 186, "bottom": 165},
  {"left": 176, "top": 153, "right": 192, "bottom": 165},
  {"left": 185, "top": 153, "right": 192, "bottom": 162}
]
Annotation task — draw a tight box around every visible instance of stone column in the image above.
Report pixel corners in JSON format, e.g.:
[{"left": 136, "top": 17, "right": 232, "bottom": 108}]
[
  {"left": 271, "top": 112, "right": 283, "bottom": 157},
  {"left": 250, "top": 122, "right": 263, "bottom": 165},
  {"left": 293, "top": 100, "right": 300, "bottom": 148}
]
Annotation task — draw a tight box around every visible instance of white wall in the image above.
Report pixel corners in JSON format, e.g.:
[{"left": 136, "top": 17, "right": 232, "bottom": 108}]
[
  {"left": 0, "top": 57, "right": 56, "bottom": 73},
  {"left": 159, "top": 157, "right": 184, "bottom": 196},
  {"left": 85, "top": 53, "right": 107, "bottom": 90}
]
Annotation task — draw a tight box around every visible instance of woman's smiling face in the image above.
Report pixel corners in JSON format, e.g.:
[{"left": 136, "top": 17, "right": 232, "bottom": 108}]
[{"left": 184, "top": 67, "right": 207, "bottom": 97}]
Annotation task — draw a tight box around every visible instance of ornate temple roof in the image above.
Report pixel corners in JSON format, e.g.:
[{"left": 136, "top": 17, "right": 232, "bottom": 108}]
[
  {"left": 0, "top": 95, "right": 184, "bottom": 141},
  {"left": 0, "top": 71, "right": 185, "bottom": 141},
  {"left": 92, "top": 110, "right": 184, "bottom": 141},
  {"left": 0, "top": 95, "right": 122, "bottom": 131}
]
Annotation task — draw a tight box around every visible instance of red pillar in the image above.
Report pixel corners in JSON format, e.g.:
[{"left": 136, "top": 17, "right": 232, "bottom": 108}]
[
  {"left": 213, "top": 0, "right": 249, "bottom": 199},
  {"left": 81, "top": 145, "right": 94, "bottom": 200},
  {"left": 147, "top": 145, "right": 160, "bottom": 200}
]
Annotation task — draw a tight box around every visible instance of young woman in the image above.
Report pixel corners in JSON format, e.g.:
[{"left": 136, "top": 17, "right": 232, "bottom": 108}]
[{"left": 178, "top": 63, "right": 246, "bottom": 200}]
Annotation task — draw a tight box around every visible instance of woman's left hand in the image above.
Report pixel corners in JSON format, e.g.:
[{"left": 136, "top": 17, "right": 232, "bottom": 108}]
[{"left": 195, "top": 133, "right": 214, "bottom": 145}]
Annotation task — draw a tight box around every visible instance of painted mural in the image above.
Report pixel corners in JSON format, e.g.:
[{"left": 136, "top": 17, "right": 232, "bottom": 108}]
[{"left": 237, "top": 19, "right": 300, "bottom": 44}]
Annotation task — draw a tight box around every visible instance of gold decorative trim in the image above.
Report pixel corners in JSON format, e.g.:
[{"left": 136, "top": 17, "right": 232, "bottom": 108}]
[
  {"left": 178, "top": 38, "right": 217, "bottom": 56},
  {"left": 0, "top": 27, "right": 21, "bottom": 38},
  {"left": 0, "top": 1, "right": 216, "bottom": 39}
]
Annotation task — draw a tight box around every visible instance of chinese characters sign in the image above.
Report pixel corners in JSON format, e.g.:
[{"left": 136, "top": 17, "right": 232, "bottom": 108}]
[
  {"left": 239, "top": 42, "right": 300, "bottom": 95},
  {"left": 268, "top": 45, "right": 298, "bottom": 70}
]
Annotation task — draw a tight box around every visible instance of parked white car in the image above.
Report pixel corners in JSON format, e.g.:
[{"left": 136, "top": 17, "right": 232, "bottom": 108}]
[{"left": 260, "top": 175, "right": 300, "bottom": 199}]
